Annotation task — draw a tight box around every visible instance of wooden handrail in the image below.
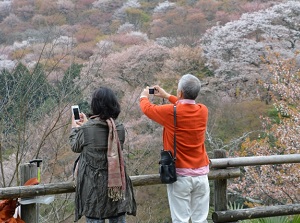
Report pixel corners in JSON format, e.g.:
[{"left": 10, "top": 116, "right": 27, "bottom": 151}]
[
  {"left": 212, "top": 204, "right": 300, "bottom": 222},
  {"left": 0, "top": 168, "right": 240, "bottom": 200},
  {"left": 210, "top": 154, "right": 300, "bottom": 168}
]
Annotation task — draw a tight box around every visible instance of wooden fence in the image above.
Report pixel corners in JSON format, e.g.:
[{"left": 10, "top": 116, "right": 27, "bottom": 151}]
[
  {"left": 1, "top": 150, "right": 300, "bottom": 223},
  {"left": 211, "top": 150, "right": 300, "bottom": 223}
]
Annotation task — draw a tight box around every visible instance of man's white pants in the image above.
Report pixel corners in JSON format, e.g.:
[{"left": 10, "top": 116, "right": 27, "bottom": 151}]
[{"left": 167, "top": 175, "right": 209, "bottom": 223}]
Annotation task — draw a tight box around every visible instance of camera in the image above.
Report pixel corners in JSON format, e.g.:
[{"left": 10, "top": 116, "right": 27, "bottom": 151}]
[
  {"left": 71, "top": 105, "right": 80, "bottom": 121},
  {"left": 149, "top": 88, "right": 155, "bottom": 94}
]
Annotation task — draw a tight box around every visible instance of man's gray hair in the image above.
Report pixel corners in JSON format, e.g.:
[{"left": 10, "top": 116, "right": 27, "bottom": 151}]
[{"left": 178, "top": 74, "right": 201, "bottom": 100}]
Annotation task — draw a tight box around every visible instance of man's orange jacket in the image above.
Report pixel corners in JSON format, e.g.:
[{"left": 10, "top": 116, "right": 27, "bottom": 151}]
[{"left": 140, "top": 95, "right": 210, "bottom": 168}]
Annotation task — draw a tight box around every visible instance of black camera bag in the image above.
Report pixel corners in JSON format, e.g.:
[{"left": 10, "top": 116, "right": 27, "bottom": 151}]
[
  {"left": 159, "top": 150, "right": 177, "bottom": 184},
  {"left": 159, "top": 105, "right": 177, "bottom": 184}
]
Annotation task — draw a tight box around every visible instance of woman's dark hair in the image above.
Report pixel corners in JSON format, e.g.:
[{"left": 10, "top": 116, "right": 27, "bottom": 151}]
[{"left": 91, "top": 87, "right": 121, "bottom": 120}]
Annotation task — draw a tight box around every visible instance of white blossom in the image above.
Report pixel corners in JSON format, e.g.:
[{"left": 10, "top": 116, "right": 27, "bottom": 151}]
[
  {"left": 153, "top": 1, "right": 176, "bottom": 13},
  {"left": 95, "top": 40, "right": 114, "bottom": 56},
  {"left": 0, "top": 0, "right": 11, "bottom": 12},
  {"left": 155, "top": 37, "right": 177, "bottom": 47},
  {"left": 52, "top": 35, "right": 75, "bottom": 47},
  {"left": 113, "top": 0, "right": 141, "bottom": 20},
  {"left": 117, "top": 22, "right": 135, "bottom": 34},
  {"left": 126, "top": 31, "right": 148, "bottom": 41},
  {"left": 13, "top": 40, "right": 30, "bottom": 49},
  {"left": 0, "top": 59, "right": 16, "bottom": 70}
]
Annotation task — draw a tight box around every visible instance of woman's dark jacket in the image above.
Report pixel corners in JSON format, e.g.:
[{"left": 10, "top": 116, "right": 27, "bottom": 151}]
[{"left": 69, "top": 119, "right": 136, "bottom": 221}]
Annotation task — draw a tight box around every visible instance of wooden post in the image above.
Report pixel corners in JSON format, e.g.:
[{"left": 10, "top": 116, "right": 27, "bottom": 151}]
[
  {"left": 213, "top": 149, "right": 227, "bottom": 212},
  {"left": 20, "top": 163, "right": 38, "bottom": 223},
  {"left": 213, "top": 149, "right": 237, "bottom": 223}
]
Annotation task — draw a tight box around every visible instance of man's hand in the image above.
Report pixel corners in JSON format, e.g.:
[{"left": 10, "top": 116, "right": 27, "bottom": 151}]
[{"left": 152, "top": 85, "right": 170, "bottom": 99}]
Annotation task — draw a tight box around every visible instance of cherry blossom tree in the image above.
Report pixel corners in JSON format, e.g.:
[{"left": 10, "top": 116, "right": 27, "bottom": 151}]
[
  {"left": 160, "top": 45, "right": 206, "bottom": 82},
  {"left": 151, "top": 2, "right": 208, "bottom": 46},
  {"left": 230, "top": 51, "right": 300, "bottom": 205},
  {"left": 56, "top": 0, "right": 75, "bottom": 14},
  {"left": 81, "top": 41, "right": 169, "bottom": 93},
  {"left": 113, "top": 0, "right": 141, "bottom": 24},
  {"left": 201, "top": 1, "right": 300, "bottom": 79},
  {"left": 0, "top": 0, "right": 11, "bottom": 22},
  {"left": 153, "top": 1, "right": 175, "bottom": 14}
]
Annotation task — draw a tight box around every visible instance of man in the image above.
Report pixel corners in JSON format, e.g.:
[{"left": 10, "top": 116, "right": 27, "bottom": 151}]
[{"left": 139, "top": 74, "right": 210, "bottom": 223}]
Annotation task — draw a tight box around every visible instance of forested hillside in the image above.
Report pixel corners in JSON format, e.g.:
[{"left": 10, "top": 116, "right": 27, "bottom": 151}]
[{"left": 0, "top": 0, "right": 299, "bottom": 222}]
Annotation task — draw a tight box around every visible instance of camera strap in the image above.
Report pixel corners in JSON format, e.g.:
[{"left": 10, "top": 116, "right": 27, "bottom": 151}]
[{"left": 173, "top": 105, "right": 177, "bottom": 160}]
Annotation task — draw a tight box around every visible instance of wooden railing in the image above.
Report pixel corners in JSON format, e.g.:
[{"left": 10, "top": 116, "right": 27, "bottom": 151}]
[
  {"left": 211, "top": 150, "right": 300, "bottom": 223},
  {"left": 1, "top": 150, "right": 300, "bottom": 223}
]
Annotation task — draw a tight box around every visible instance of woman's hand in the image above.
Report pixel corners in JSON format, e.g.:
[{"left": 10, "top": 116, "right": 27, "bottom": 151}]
[
  {"left": 79, "top": 113, "right": 88, "bottom": 123},
  {"left": 72, "top": 112, "right": 88, "bottom": 128}
]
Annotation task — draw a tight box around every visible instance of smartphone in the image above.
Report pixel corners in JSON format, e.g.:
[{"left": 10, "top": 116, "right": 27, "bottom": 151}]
[{"left": 71, "top": 105, "right": 80, "bottom": 121}]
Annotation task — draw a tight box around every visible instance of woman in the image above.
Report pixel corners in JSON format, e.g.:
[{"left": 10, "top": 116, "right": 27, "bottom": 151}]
[{"left": 69, "top": 87, "right": 136, "bottom": 223}]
